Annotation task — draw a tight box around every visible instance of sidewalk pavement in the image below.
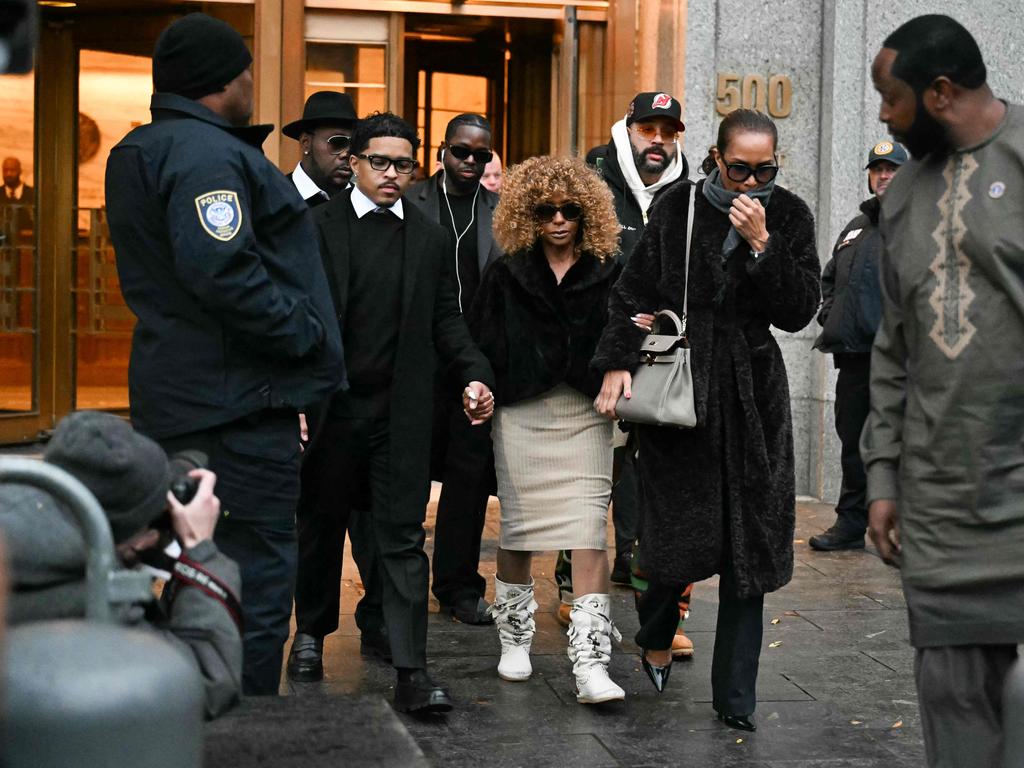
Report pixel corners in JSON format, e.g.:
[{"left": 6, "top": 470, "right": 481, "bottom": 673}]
[{"left": 284, "top": 491, "right": 924, "bottom": 768}]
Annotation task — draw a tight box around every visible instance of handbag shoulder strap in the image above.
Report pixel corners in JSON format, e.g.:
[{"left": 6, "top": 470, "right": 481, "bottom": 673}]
[{"left": 682, "top": 183, "right": 695, "bottom": 333}]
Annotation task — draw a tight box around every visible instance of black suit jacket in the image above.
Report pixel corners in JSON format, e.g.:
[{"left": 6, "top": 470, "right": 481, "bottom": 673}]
[
  {"left": 286, "top": 171, "right": 329, "bottom": 209},
  {"left": 408, "top": 173, "right": 503, "bottom": 279},
  {"left": 311, "top": 188, "right": 494, "bottom": 521}
]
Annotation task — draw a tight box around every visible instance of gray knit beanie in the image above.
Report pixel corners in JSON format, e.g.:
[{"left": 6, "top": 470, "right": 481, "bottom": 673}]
[{"left": 44, "top": 411, "right": 171, "bottom": 543}]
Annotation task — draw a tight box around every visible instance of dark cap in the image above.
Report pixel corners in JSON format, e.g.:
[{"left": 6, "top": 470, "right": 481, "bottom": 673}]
[
  {"left": 153, "top": 13, "right": 253, "bottom": 100},
  {"left": 44, "top": 411, "right": 170, "bottom": 543},
  {"left": 282, "top": 91, "right": 358, "bottom": 139},
  {"left": 625, "top": 92, "right": 685, "bottom": 132},
  {"left": 865, "top": 140, "right": 909, "bottom": 169}
]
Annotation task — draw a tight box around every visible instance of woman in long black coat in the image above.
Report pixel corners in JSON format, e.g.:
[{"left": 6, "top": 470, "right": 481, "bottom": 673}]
[{"left": 593, "top": 109, "right": 821, "bottom": 731}]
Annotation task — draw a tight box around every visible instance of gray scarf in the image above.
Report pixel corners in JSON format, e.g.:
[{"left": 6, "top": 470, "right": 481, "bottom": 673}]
[{"left": 701, "top": 167, "right": 775, "bottom": 257}]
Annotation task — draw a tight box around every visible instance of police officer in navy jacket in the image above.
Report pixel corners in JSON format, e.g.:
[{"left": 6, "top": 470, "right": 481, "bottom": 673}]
[{"left": 105, "top": 13, "right": 344, "bottom": 696}]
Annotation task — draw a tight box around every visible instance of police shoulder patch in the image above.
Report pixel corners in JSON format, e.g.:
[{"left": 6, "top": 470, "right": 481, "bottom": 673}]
[{"left": 194, "top": 190, "right": 243, "bottom": 242}]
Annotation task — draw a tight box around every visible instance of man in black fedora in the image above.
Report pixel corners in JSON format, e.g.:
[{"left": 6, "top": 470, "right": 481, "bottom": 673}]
[{"left": 283, "top": 91, "right": 358, "bottom": 207}]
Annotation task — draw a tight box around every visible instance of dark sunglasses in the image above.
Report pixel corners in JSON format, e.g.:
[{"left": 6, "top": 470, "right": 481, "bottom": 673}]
[
  {"left": 447, "top": 144, "right": 494, "bottom": 164},
  {"left": 357, "top": 153, "right": 418, "bottom": 175},
  {"left": 725, "top": 162, "right": 779, "bottom": 184},
  {"left": 326, "top": 135, "right": 351, "bottom": 155},
  {"left": 534, "top": 202, "right": 583, "bottom": 222}
]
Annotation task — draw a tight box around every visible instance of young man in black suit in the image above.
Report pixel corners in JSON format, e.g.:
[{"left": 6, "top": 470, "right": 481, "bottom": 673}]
[
  {"left": 408, "top": 113, "right": 502, "bottom": 626},
  {"left": 289, "top": 112, "right": 495, "bottom": 714}
]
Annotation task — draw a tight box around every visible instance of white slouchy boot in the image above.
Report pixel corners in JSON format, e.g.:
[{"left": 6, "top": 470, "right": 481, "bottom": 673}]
[
  {"left": 489, "top": 577, "right": 538, "bottom": 681},
  {"left": 567, "top": 593, "right": 625, "bottom": 704}
]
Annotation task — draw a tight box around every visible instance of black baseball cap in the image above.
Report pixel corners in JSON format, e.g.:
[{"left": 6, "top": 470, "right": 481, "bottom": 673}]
[
  {"left": 865, "top": 140, "right": 909, "bottom": 169},
  {"left": 625, "top": 92, "right": 685, "bottom": 132}
]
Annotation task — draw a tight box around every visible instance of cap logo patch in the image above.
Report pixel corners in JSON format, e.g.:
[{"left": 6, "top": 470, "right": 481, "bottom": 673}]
[
  {"left": 989, "top": 181, "right": 1006, "bottom": 199},
  {"left": 195, "top": 190, "right": 242, "bottom": 241},
  {"left": 652, "top": 93, "right": 673, "bottom": 109},
  {"left": 873, "top": 141, "right": 894, "bottom": 155}
]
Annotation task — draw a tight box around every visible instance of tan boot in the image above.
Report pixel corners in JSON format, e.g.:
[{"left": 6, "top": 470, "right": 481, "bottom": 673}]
[
  {"left": 672, "top": 628, "right": 695, "bottom": 659},
  {"left": 556, "top": 601, "right": 572, "bottom": 628}
]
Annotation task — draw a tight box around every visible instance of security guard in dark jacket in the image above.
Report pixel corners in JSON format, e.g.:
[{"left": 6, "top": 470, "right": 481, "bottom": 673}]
[
  {"left": 105, "top": 13, "right": 345, "bottom": 695},
  {"left": 811, "top": 140, "right": 907, "bottom": 551}
]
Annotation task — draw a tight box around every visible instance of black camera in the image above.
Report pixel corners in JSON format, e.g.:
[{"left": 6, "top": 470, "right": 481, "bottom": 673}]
[{"left": 168, "top": 449, "right": 208, "bottom": 505}]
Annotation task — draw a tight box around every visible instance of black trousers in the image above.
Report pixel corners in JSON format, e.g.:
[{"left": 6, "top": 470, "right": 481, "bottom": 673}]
[
  {"left": 834, "top": 354, "right": 871, "bottom": 533},
  {"left": 158, "top": 409, "right": 301, "bottom": 696},
  {"left": 611, "top": 437, "right": 639, "bottom": 558},
  {"left": 636, "top": 572, "right": 764, "bottom": 717},
  {"left": 430, "top": 389, "right": 492, "bottom": 606},
  {"left": 294, "top": 415, "right": 430, "bottom": 669},
  {"left": 294, "top": 413, "right": 383, "bottom": 638}
]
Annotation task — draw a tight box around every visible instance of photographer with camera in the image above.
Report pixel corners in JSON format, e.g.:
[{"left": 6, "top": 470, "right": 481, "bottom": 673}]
[{"left": 0, "top": 411, "right": 242, "bottom": 720}]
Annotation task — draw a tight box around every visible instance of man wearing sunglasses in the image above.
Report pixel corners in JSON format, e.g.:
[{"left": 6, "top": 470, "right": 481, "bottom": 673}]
[
  {"left": 574, "top": 91, "right": 695, "bottom": 659},
  {"left": 283, "top": 91, "right": 358, "bottom": 208},
  {"left": 291, "top": 111, "right": 495, "bottom": 715},
  {"left": 409, "top": 113, "right": 503, "bottom": 627}
]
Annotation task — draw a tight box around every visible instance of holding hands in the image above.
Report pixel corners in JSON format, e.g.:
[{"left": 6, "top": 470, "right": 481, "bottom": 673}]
[
  {"left": 463, "top": 381, "right": 495, "bottom": 425},
  {"left": 729, "top": 194, "right": 770, "bottom": 252}
]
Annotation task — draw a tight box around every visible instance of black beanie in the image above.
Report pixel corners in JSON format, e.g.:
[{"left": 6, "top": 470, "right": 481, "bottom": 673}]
[
  {"left": 45, "top": 411, "right": 171, "bottom": 544},
  {"left": 153, "top": 13, "right": 253, "bottom": 100}
]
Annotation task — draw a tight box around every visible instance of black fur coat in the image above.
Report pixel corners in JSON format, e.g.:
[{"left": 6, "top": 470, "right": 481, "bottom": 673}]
[
  {"left": 592, "top": 180, "right": 820, "bottom": 596},
  {"left": 470, "top": 247, "right": 621, "bottom": 406}
]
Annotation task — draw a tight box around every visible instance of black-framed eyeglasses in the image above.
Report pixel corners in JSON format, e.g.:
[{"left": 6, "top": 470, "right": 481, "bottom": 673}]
[
  {"left": 446, "top": 144, "right": 494, "bottom": 164},
  {"left": 534, "top": 202, "right": 583, "bottom": 222},
  {"left": 630, "top": 123, "right": 679, "bottom": 141},
  {"left": 356, "top": 154, "right": 418, "bottom": 175},
  {"left": 725, "top": 162, "right": 779, "bottom": 184},
  {"left": 326, "top": 135, "right": 351, "bottom": 155}
]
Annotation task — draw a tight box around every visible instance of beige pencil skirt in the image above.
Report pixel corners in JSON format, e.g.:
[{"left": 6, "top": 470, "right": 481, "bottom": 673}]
[{"left": 492, "top": 384, "right": 613, "bottom": 551}]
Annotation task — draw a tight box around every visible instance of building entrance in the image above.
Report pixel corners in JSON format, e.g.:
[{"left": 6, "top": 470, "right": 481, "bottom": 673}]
[{"left": 402, "top": 14, "right": 554, "bottom": 169}]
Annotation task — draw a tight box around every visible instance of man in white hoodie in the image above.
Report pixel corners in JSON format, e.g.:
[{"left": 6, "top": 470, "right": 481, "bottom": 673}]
[
  {"left": 586, "top": 91, "right": 688, "bottom": 264},
  {"left": 558, "top": 91, "right": 694, "bottom": 660}
]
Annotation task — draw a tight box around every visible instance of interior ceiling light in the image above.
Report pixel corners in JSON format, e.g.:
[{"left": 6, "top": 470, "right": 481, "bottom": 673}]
[{"left": 38, "top": 1, "right": 78, "bottom": 7}]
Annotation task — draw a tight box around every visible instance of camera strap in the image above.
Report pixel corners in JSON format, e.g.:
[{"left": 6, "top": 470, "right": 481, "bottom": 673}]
[{"left": 165, "top": 554, "right": 245, "bottom": 635}]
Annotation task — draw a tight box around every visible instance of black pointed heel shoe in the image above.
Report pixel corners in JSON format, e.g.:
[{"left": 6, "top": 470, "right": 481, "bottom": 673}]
[
  {"left": 640, "top": 650, "right": 673, "bottom": 693},
  {"left": 717, "top": 712, "right": 756, "bottom": 732}
]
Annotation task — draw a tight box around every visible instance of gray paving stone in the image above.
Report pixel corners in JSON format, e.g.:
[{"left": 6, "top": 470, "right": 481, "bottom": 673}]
[{"left": 266, "top": 494, "right": 926, "bottom": 766}]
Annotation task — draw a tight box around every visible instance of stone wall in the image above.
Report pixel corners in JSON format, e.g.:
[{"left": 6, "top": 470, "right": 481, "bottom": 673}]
[{"left": 681, "top": 0, "right": 1024, "bottom": 500}]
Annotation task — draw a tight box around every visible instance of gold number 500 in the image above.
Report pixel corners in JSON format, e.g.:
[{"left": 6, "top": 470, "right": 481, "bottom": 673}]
[{"left": 716, "top": 73, "right": 792, "bottom": 118}]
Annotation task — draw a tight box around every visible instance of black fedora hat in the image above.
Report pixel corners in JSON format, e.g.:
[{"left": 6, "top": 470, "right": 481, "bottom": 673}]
[{"left": 282, "top": 91, "right": 358, "bottom": 139}]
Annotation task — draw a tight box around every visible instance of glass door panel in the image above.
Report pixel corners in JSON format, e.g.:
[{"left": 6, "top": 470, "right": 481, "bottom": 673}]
[
  {"left": 74, "top": 49, "right": 151, "bottom": 411},
  {"left": 0, "top": 71, "right": 38, "bottom": 416}
]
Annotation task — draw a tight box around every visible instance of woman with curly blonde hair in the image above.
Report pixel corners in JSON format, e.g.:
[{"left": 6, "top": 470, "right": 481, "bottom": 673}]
[{"left": 468, "top": 155, "right": 624, "bottom": 703}]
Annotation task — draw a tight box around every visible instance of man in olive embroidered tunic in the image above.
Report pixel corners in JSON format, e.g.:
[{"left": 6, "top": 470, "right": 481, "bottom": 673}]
[{"left": 862, "top": 15, "right": 1024, "bottom": 768}]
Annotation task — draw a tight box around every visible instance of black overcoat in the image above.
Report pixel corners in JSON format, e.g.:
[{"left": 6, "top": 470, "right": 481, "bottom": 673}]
[
  {"left": 312, "top": 190, "right": 494, "bottom": 523},
  {"left": 592, "top": 180, "right": 820, "bottom": 596}
]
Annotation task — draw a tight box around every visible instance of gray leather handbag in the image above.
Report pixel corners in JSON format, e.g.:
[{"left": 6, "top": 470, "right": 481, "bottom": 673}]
[{"left": 614, "top": 184, "right": 696, "bottom": 428}]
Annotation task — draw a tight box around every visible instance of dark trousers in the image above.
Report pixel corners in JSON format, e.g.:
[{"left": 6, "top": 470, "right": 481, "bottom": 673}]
[
  {"left": 294, "top": 415, "right": 430, "bottom": 669},
  {"left": 158, "top": 410, "right": 301, "bottom": 696},
  {"left": 294, "top": 414, "right": 383, "bottom": 637},
  {"left": 611, "top": 439, "right": 639, "bottom": 558},
  {"left": 915, "top": 644, "right": 1018, "bottom": 768},
  {"left": 636, "top": 572, "right": 764, "bottom": 717},
  {"left": 430, "top": 390, "right": 492, "bottom": 606},
  {"left": 834, "top": 354, "right": 871, "bottom": 533}
]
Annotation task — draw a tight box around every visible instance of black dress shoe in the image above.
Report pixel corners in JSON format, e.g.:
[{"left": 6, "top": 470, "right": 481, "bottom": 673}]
[
  {"left": 640, "top": 650, "right": 672, "bottom": 693},
  {"left": 809, "top": 524, "right": 866, "bottom": 551},
  {"left": 610, "top": 552, "right": 633, "bottom": 585},
  {"left": 717, "top": 712, "right": 756, "bottom": 732},
  {"left": 360, "top": 627, "right": 393, "bottom": 662},
  {"left": 286, "top": 633, "right": 324, "bottom": 682},
  {"left": 394, "top": 670, "right": 453, "bottom": 714},
  {"left": 440, "top": 596, "right": 494, "bottom": 625}
]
